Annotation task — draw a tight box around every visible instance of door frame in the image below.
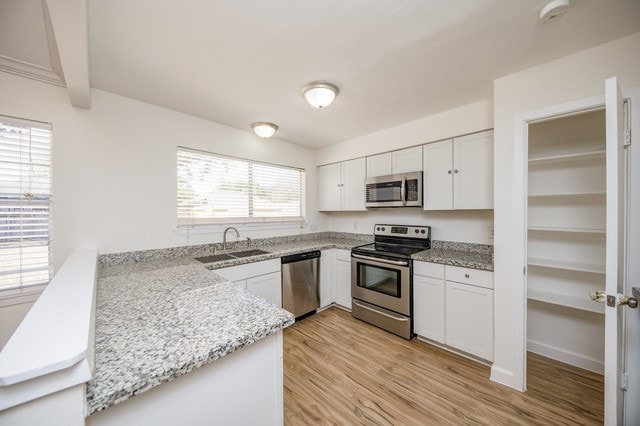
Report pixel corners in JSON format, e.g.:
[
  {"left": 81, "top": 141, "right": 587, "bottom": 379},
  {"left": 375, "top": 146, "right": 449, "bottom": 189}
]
[{"left": 512, "top": 94, "right": 606, "bottom": 391}]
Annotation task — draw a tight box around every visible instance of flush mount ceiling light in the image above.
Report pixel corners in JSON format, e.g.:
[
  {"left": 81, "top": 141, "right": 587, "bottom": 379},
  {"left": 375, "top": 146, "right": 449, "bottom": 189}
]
[
  {"left": 539, "top": 0, "right": 570, "bottom": 24},
  {"left": 302, "top": 81, "right": 339, "bottom": 109},
  {"left": 251, "top": 122, "right": 278, "bottom": 138}
]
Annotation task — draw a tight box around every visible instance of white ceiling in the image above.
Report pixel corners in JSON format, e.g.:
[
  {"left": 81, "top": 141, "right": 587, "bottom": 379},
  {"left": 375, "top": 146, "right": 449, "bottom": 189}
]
[{"left": 2, "top": 1, "right": 640, "bottom": 148}]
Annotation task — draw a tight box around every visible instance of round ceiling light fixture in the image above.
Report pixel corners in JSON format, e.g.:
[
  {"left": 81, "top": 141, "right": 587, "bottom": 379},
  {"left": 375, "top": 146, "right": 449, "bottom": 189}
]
[
  {"left": 539, "top": 0, "right": 570, "bottom": 24},
  {"left": 302, "top": 81, "right": 339, "bottom": 108},
  {"left": 251, "top": 122, "right": 278, "bottom": 138}
]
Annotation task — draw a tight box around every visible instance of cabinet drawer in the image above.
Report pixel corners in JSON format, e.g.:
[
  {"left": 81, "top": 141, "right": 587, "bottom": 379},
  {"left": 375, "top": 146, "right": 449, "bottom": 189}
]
[
  {"left": 413, "top": 261, "right": 445, "bottom": 279},
  {"left": 445, "top": 265, "right": 493, "bottom": 289}
]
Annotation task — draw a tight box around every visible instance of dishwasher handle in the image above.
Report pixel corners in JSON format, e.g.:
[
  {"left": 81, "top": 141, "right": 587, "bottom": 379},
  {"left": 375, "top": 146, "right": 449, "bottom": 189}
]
[{"left": 281, "top": 250, "right": 321, "bottom": 264}]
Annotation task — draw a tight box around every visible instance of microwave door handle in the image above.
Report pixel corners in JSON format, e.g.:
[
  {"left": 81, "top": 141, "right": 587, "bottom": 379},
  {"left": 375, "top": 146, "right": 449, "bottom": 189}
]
[{"left": 401, "top": 176, "right": 407, "bottom": 205}]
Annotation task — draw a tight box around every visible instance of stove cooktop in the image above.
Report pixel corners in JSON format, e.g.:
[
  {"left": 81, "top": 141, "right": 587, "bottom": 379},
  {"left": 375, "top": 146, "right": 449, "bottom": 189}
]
[{"left": 352, "top": 242, "right": 427, "bottom": 258}]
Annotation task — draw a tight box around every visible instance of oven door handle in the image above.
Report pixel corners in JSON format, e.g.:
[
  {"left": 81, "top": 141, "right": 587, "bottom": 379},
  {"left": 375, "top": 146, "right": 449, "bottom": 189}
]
[
  {"left": 401, "top": 176, "right": 407, "bottom": 206},
  {"left": 352, "top": 253, "right": 409, "bottom": 267}
]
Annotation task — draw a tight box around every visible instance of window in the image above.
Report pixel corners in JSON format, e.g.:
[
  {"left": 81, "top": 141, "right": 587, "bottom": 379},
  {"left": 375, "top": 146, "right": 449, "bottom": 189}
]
[
  {"left": 177, "top": 147, "right": 305, "bottom": 225},
  {"left": 0, "top": 117, "right": 52, "bottom": 292}
]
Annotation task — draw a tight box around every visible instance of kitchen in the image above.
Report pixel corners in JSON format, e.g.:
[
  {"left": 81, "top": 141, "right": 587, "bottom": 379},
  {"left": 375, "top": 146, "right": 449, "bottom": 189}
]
[{"left": 0, "top": 1, "right": 640, "bottom": 425}]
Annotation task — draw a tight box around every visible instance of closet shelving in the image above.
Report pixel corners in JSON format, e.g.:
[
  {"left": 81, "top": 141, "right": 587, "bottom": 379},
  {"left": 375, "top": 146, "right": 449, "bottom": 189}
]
[{"left": 526, "top": 117, "right": 606, "bottom": 316}]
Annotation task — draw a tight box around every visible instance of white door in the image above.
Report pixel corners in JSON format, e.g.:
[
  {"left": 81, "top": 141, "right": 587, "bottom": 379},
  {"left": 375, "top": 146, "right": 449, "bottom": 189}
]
[
  {"left": 604, "top": 76, "right": 626, "bottom": 425},
  {"left": 318, "top": 163, "right": 342, "bottom": 211},
  {"left": 341, "top": 158, "right": 366, "bottom": 211},
  {"left": 453, "top": 131, "right": 494, "bottom": 209},
  {"left": 423, "top": 140, "right": 453, "bottom": 210},
  {"left": 392, "top": 146, "right": 423, "bottom": 173},
  {"left": 366, "top": 152, "right": 392, "bottom": 177},
  {"left": 246, "top": 272, "right": 282, "bottom": 308}
]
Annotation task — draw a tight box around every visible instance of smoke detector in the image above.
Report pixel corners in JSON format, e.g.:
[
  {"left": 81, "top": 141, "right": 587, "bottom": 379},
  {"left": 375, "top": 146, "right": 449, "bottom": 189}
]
[{"left": 539, "top": 0, "right": 570, "bottom": 24}]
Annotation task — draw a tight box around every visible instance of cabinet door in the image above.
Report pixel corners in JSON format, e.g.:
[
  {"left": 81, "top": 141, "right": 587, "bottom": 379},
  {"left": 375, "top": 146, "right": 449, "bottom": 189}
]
[
  {"left": 423, "top": 140, "right": 453, "bottom": 210},
  {"left": 246, "top": 272, "right": 282, "bottom": 308},
  {"left": 334, "top": 259, "right": 352, "bottom": 309},
  {"left": 413, "top": 274, "right": 445, "bottom": 343},
  {"left": 445, "top": 282, "right": 494, "bottom": 361},
  {"left": 453, "top": 131, "right": 493, "bottom": 209},
  {"left": 392, "top": 146, "right": 423, "bottom": 173},
  {"left": 366, "top": 153, "right": 392, "bottom": 177},
  {"left": 341, "top": 158, "right": 366, "bottom": 211},
  {"left": 320, "top": 249, "right": 335, "bottom": 308},
  {"left": 318, "top": 163, "right": 342, "bottom": 211}
]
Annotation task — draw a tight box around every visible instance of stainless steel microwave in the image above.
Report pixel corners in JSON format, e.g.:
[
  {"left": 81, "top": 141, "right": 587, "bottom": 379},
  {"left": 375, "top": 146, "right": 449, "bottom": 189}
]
[{"left": 365, "top": 171, "right": 423, "bottom": 208}]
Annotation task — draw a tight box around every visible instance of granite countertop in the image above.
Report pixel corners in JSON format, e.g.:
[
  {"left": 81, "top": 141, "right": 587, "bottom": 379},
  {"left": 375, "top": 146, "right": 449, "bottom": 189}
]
[
  {"left": 86, "top": 258, "right": 294, "bottom": 415},
  {"left": 88, "top": 232, "right": 493, "bottom": 415}
]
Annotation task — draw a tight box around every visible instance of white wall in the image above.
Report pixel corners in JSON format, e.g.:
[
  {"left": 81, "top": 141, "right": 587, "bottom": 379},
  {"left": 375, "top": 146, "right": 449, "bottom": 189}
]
[
  {"left": 317, "top": 98, "right": 494, "bottom": 243},
  {"left": 0, "top": 72, "right": 325, "bottom": 273},
  {"left": 0, "top": 302, "right": 33, "bottom": 350},
  {"left": 492, "top": 32, "right": 640, "bottom": 389},
  {"left": 327, "top": 210, "right": 493, "bottom": 245}
]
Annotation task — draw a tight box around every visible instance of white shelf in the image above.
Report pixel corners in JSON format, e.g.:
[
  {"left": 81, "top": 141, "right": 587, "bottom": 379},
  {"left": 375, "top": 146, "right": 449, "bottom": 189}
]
[
  {"left": 528, "top": 226, "right": 606, "bottom": 234},
  {"left": 528, "top": 191, "right": 606, "bottom": 200},
  {"left": 527, "top": 287, "right": 604, "bottom": 314},
  {"left": 527, "top": 257, "right": 605, "bottom": 275},
  {"left": 528, "top": 149, "right": 605, "bottom": 165}
]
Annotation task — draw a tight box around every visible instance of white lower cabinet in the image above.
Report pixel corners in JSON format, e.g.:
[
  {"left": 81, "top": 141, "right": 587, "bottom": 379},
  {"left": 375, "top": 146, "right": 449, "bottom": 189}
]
[
  {"left": 334, "top": 249, "right": 352, "bottom": 309},
  {"left": 445, "top": 280, "right": 493, "bottom": 361},
  {"left": 320, "top": 249, "right": 335, "bottom": 308},
  {"left": 413, "top": 261, "right": 494, "bottom": 362},
  {"left": 215, "top": 259, "right": 282, "bottom": 308},
  {"left": 413, "top": 274, "right": 445, "bottom": 344}
]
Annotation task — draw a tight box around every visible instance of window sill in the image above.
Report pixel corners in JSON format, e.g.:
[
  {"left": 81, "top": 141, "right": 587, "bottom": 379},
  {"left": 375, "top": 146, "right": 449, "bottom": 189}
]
[
  {"left": 174, "top": 220, "right": 305, "bottom": 236},
  {"left": 0, "top": 284, "right": 46, "bottom": 308}
]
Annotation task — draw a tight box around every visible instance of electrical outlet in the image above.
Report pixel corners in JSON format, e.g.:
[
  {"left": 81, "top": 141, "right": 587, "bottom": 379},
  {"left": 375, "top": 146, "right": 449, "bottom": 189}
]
[
  {"left": 353, "top": 222, "right": 358, "bottom": 230},
  {"left": 309, "top": 223, "right": 317, "bottom": 230},
  {"left": 488, "top": 226, "right": 495, "bottom": 240}
]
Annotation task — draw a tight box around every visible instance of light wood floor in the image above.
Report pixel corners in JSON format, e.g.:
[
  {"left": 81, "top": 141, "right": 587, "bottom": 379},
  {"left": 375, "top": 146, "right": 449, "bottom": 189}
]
[{"left": 284, "top": 307, "right": 603, "bottom": 425}]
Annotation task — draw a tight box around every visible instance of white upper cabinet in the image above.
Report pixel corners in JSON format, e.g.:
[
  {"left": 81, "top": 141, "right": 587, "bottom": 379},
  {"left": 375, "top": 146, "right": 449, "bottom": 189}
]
[
  {"left": 318, "top": 157, "right": 366, "bottom": 211},
  {"left": 366, "top": 146, "right": 423, "bottom": 177},
  {"left": 392, "top": 146, "right": 423, "bottom": 173},
  {"left": 366, "top": 153, "right": 392, "bottom": 177},
  {"left": 423, "top": 130, "right": 493, "bottom": 210}
]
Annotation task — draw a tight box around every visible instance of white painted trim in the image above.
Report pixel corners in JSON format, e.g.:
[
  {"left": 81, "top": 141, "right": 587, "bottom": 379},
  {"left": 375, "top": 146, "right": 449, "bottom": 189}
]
[
  {"left": 490, "top": 365, "right": 515, "bottom": 388},
  {"left": 527, "top": 339, "right": 604, "bottom": 374},
  {"left": 0, "top": 55, "right": 65, "bottom": 87},
  {"left": 0, "top": 285, "right": 45, "bottom": 308},
  {"left": 0, "top": 250, "right": 97, "bottom": 410},
  {"left": 511, "top": 95, "right": 605, "bottom": 393}
]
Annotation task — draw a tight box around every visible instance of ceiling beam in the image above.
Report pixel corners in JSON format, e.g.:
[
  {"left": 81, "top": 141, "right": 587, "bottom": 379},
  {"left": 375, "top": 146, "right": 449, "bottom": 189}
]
[{"left": 42, "top": 0, "right": 91, "bottom": 108}]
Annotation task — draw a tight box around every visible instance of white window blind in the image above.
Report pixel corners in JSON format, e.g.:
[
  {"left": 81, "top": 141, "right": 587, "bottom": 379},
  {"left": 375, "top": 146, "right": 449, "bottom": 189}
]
[
  {"left": 177, "top": 147, "right": 305, "bottom": 224},
  {"left": 0, "top": 117, "right": 52, "bottom": 291}
]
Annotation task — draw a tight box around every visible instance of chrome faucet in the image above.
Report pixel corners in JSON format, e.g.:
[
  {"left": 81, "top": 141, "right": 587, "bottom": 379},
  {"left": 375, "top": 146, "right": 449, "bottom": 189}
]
[{"left": 222, "top": 227, "right": 240, "bottom": 251}]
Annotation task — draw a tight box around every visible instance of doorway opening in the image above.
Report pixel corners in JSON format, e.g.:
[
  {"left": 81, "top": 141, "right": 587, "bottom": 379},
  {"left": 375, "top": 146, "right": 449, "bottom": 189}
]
[{"left": 525, "top": 108, "right": 606, "bottom": 413}]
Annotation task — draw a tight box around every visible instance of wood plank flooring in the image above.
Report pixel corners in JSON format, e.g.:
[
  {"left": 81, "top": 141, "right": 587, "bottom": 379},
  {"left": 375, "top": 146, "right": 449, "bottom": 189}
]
[{"left": 284, "top": 307, "right": 603, "bottom": 425}]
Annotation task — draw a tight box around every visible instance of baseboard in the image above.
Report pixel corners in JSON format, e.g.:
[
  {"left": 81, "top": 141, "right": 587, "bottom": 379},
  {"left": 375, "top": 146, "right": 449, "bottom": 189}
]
[
  {"left": 414, "top": 335, "right": 492, "bottom": 367},
  {"left": 527, "top": 339, "right": 604, "bottom": 374}
]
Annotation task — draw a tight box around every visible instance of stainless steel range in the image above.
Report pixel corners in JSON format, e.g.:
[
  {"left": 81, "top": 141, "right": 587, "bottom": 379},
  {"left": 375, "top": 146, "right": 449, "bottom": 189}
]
[{"left": 351, "top": 224, "right": 431, "bottom": 339}]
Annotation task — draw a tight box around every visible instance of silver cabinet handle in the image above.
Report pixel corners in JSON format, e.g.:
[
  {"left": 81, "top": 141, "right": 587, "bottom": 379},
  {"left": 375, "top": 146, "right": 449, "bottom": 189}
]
[
  {"left": 447, "top": 170, "right": 452, "bottom": 174},
  {"left": 454, "top": 169, "right": 459, "bottom": 173},
  {"left": 465, "top": 273, "right": 470, "bottom": 278}
]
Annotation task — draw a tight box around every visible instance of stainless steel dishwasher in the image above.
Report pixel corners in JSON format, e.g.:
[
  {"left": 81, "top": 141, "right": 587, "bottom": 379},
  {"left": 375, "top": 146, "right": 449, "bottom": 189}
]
[{"left": 281, "top": 250, "right": 320, "bottom": 319}]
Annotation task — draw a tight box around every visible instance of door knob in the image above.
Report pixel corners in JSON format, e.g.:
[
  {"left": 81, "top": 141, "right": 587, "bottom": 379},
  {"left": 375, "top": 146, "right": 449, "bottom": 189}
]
[
  {"left": 589, "top": 290, "right": 606, "bottom": 303},
  {"left": 619, "top": 296, "right": 638, "bottom": 309}
]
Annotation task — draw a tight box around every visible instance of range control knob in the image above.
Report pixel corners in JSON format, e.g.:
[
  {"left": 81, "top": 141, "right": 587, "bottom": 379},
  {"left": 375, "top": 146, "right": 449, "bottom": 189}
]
[
  {"left": 381, "top": 227, "right": 386, "bottom": 231},
  {"left": 376, "top": 227, "right": 380, "bottom": 231},
  {"left": 415, "top": 229, "right": 419, "bottom": 233},
  {"left": 421, "top": 230, "right": 426, "bottom": 234}
]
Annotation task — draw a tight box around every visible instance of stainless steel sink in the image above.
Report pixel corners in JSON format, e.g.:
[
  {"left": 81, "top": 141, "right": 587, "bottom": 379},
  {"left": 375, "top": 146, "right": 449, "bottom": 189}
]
[
  {"left": 231, "top": 249, "right": 270, "bottom": 258},
  {"left": 195, "top": 253, "right": 236, "bottom": 263},
  {"left": 195, "top": 249, "right": 269, "bottom": 263}
]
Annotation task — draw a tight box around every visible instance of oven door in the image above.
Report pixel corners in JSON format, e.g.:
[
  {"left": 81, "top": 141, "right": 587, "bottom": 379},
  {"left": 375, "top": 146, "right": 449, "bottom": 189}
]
[{"left": 351, "top": 253, "right": 411, "bottom": 316}]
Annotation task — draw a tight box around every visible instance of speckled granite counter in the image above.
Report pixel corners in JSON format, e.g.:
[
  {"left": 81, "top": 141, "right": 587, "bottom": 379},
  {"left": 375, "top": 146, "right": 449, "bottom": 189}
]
[
  {"left": 88, "top": 232, "right": 492, "bottom": 415},
  {"left": 86, "top": 257, "right": 294, "bottom": 415},
  {"left": 412, "top": 241, "right": 494, "bottom": 271}
]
